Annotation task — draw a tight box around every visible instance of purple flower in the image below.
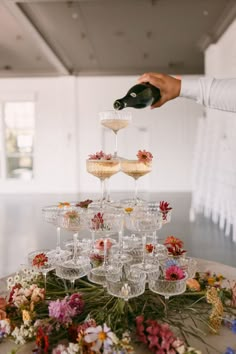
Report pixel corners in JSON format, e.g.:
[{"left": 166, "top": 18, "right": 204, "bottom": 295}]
[
  {"left": 48, "top": 298, "right": 77, "bottom": 324},
  {"left": 224, "top": 347, "right": 235, "bottom": 354},
  {"left": 68, "top": 293, "right": 84, "bottom": 315},
  {"left": 232, "top": 320, "right": 236, "bottom": 334}
]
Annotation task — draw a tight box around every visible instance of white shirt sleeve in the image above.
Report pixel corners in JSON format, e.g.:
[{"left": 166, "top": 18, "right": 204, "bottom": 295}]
[{"left": 180, "top": 77, "right": 236, "bottom": 113}]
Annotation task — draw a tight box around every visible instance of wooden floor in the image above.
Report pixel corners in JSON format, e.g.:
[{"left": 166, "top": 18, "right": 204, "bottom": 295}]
[{"left": 0, "top": 192, "right": 236, "bottom": 279}]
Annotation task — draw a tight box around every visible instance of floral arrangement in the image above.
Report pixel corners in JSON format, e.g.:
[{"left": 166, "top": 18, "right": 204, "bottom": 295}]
[
  {"left": 88, "top": 151, "right": 112, "bottom": 160},
  {"left": 164, "top": 236, "right": 186, "bottom": 257},
  {"left": 136, "top": 149, "right": 153, "bottom": 164},
  {"left": 0, "top": 263, "right": 236, "bottom": 354}
]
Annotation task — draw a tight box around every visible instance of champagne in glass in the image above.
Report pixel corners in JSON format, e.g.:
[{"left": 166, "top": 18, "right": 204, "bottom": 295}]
[
  {"left": 99, "top": 110, "right": 132, "bottom": 157},
  {"left": 86, "top": 155, "right": 120, "bottom": 207},
  {"left": 121, "top": 159, "right": 152, "bottom": 205}
]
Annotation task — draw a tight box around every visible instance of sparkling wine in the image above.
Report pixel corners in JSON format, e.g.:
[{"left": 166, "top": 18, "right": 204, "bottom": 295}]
[
  {"left": 86, "top": 159, "right": 120, "bottom": 180},
  {"left": 101, "top": 118, "right": 129, "bottom": 133},
  {"left": 121, "top": 160, "right": 152, "bottom": 180}
]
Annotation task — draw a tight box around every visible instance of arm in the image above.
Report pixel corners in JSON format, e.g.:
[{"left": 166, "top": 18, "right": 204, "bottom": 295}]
[
  {"left": 180, "top": 77, "right": 236, "bottom": 113},
  {"left": 138, "top": 73, "right": 236, "bottom": 113}
]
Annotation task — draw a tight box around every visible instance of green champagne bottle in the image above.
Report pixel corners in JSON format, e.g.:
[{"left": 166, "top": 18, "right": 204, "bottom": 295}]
[{"left": 113, "top": 82, "right": 161, "bottom": 110}]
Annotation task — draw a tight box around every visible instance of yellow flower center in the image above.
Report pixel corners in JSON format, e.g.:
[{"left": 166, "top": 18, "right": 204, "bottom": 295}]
[{"left": 98, "top": 331, "right": 107, "bottom": 341}]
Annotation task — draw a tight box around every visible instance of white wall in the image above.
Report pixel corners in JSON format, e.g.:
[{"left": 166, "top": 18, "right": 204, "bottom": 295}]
[
  {"left": 205, "top": 19, "right": 236, "bottom": 77},
  {"left": 0, "top": 75, "right": 203, "bottom": 194},
  {"left": 0, "top": 77, "right": 78, "bottom": 193}
]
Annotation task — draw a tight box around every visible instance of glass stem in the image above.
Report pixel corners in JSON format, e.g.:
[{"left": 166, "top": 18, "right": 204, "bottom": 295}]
[
  {"left": 73, "top": 232, "right": 78, "bottom": 262},
  {"left": 100, "top": 179, "right": 105, "bottom": 208},
  {"left": 71, "top": 279, "right": 75, "bottom": 290},
  {"left": 106, "top": 178, "right": 111, "bottom": 202},
  {"left": 142, "top": 234, "right": 147, "bottom": 267},
  {"left": 103, "top": 238, "right": 108, "bottom": 268},
  {"left": 43, "top": 272, "right": 47, "bottom": 293},
  {"left": 91, "top": 231, "right": 95, "bottom": 251},
  {"left": 153, "top": 231, "right": 158, "bottom": 255},
  {"left": 118, "top": 230, "right": 123, "bottom": 254},
  {"left": 56, "top": 226, "right": 61, "bottom": 254},
  {"left": 114, "top": 132, "right": 118, "bottom": 157},
  {"left": 134, "top": 178, "right": 138, "bottom": 205}
]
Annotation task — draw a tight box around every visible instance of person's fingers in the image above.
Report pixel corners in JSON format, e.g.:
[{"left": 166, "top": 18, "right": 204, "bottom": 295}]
[
  {"left": 138, "top": 72, "right": 164, "bottom": 83},
  {"left": 151, "top": 96, "right": 167, "bottom": 109}
]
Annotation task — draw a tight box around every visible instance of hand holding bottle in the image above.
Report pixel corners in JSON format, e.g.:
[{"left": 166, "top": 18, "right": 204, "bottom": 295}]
[{"left": 137, "top": 73, "right": 181, "bottom": 109}]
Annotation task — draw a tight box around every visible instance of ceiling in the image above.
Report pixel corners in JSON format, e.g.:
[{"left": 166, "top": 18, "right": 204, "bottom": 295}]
[{"left": 0, "top": 0, "right": 236, "bottom": 77}]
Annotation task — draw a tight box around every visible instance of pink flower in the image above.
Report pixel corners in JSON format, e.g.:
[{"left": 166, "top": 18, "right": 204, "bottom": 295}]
[
  {"left": 68, "top": 293, "right": 84, "bottom": 315},
  {"left": 88, "top": 151, "right": 112, "bottom": 160},
  {"left": 31, "top": 287, "right": 45, "bottom": 303},
  {"left": 165, "top": 265, "right": 185, "bottom": 281},
  {"left": 136, "top": 150, "right": 153, "bottom": 164},
  {"left": 95, "top": 238, "right": 112, "bottom": 250},
  {"left": 48, "top": 298, "right": 77, "bottom": 324},
  {"left": 136, "top": 316, "right": 182, "bottom": 353}
]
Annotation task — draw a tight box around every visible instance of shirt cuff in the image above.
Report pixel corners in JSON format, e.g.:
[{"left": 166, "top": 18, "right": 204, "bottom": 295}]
[{"left": 179, "top": 78, "right": 200, "bottom": 102}]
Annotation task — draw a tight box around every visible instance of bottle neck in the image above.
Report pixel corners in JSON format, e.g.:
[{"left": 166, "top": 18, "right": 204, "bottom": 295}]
[{"left": 113, "top": 99, "right": 126, "bottom": 110}]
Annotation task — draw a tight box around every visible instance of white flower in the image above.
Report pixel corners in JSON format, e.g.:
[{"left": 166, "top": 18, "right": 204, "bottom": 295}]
[
  {"left": 7, "top": 276, "right": 14, "bottom": 285},
  {"left": 67, "top": 343, "right": 79, "bottom": 354},
  {"left": 0, "top": 319, "right": 11, "bottom": 336},
  {"left": 85, "top": 323, "right": 118, "bottom": 352},
  {"left": 14, "top": 274, "right": 20, "bottom": 282},
  {"left": 11, "top": 324, "right": 35, "bottom": 345}
]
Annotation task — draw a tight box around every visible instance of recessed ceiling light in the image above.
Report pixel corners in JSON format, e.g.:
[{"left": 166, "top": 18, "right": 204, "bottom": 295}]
[{"left": 72, "top": 13, "right": 78, "bottom": 20}]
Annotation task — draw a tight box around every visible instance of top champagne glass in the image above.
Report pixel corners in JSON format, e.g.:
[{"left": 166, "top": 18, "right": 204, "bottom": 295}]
[{"left": 99, "top": 110, "right": 132, "bottom": 157}]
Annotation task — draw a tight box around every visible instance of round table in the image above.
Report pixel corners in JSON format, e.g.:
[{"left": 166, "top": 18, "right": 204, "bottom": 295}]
[{"left": 1, "top": 258, "right": 236, "bottom": 354}]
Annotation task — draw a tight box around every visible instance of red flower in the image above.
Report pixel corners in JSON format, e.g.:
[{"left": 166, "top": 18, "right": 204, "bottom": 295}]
[
  {"left": 164, "top": 236, "right": 186, "bottom": 256},
  {"left": 146, "top": 244, "right": 154, "bottom": 253},
  {"left": 32, "top": 253, "right": 48, "bottom": 268},
  {"left": 9, "top": 283, "right": 22, "bottom": 303},
  {"left": 76, "top": 199, "right": 93, "bottom": 208},
  {"left": 159, "top": 201, "right": 172, "bottom": 221},
  {"left": 136, "top": 150, "right": 153, "bottom": 164},
  {"left": 36, "top": 326, "right": 50, "bottom": 353}
]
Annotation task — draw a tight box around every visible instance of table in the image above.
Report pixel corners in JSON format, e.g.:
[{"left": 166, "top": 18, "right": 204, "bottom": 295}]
[{"left": 1, "top": 258, "right": 236, "bottom": 354}]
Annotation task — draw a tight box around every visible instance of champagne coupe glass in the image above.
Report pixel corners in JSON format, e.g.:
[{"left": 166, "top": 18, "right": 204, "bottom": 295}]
[
  {"left": 149, "top": 271, "right": 188, "bottom": 316},
  {"left": 99, "top": 110, "right": 132, "bottom": 158},
  {"left": 56, "top": 256, "right": 91, "bottom": 290},
  {"left": 121, "top": 159, "right": 152, "bottom": 205},
  {"left": 87, "top": 208, "right": 124, "bottom": 285},
  {"left": 125, "top": 207, "right": 161, "bottom": 278},
  {"left": 28, "top": 249, "right": 56, "bottom": 293},
  {"left": 57, "top": 207, "right": 87, "bottom": 264},
  {"left": 106, "top": 267, "right": 146, "bottom": 301},
  {"left": 86, "top": 157, "right": 120, "bottom": 208},
  {"left": 137, "top": 203, "right": 168, "bottom": 259}
]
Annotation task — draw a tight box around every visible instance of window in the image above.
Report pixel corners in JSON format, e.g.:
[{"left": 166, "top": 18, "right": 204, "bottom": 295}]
[{"left": 1, "top": 101, "right": 35, "bottom": 180}]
